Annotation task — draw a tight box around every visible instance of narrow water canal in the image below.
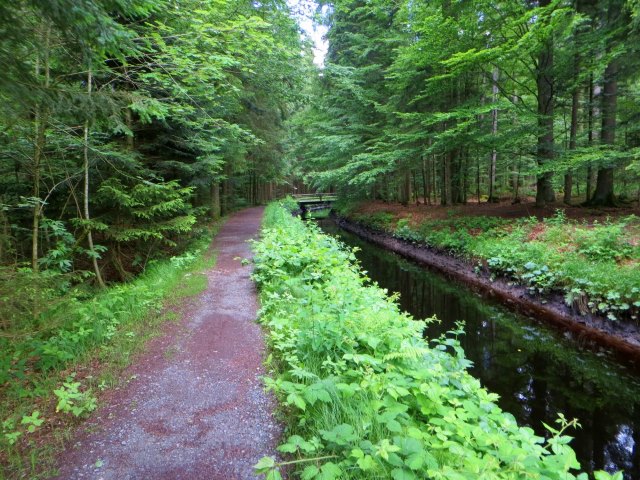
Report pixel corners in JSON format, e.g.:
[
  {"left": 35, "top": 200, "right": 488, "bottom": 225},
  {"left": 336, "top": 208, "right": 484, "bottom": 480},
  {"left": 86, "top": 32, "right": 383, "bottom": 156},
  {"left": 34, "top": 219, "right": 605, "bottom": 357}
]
[{"left": 318, "top": 219, "right": 640, "bottom": 478}]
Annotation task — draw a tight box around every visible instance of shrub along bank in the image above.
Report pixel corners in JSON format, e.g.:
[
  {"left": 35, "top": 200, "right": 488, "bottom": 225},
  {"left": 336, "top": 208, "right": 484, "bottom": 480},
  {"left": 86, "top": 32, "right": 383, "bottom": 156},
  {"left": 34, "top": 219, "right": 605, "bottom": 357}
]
[
  {"left": 252, "top": 203, "right": 619, "bottom": 480},
  {"left": 342, "top": 207, "right": 640, "bottom": 324}
]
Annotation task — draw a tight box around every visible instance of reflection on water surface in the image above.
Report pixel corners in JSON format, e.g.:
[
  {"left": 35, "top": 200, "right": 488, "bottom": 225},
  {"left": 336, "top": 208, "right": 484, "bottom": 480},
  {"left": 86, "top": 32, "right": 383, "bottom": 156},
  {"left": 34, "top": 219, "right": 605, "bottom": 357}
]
[{"left": 319, "top": 219, "right": 640, "bottom": 478}]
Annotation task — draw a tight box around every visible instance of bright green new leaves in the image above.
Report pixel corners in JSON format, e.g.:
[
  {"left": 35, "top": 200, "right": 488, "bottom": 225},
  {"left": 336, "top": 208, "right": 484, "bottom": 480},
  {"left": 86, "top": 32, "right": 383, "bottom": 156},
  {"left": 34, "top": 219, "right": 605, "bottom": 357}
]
[
  {"left": 0, "top": 0, "right": 307, "bottom": 286},
  {"left": 19, "top": 411, "right": 44, "bottom": 433},
  {"left": 53, "top": 377, "right": 97, "bottom": 417},
  {"left": 252, "top": 202, "right": 621, "bottom": 479},
  {"left": 292, "top": 0, "right": 640, "bottom": 204},
  {"left": 321, "top": 424, "right": 357, "bottom": 446},
  {"left": 278, "top": 435, "right": 320, "bottom": 455},
  {"left": 97, "top": 178, "right": 195, "bottom": 248}
]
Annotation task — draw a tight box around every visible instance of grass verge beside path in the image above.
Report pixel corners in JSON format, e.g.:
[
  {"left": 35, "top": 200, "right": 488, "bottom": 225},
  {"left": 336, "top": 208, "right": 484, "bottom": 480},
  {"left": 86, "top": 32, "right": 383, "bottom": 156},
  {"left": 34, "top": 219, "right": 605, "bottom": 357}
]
[
  {"left": 252, "top": 203, "right": 619, "bottom": 480},
  {"left": 341, "top": 204, "right": 640, "bottom": 324},
  {"left": 0, "top": 221, "right": 222, "bottom": 479}
]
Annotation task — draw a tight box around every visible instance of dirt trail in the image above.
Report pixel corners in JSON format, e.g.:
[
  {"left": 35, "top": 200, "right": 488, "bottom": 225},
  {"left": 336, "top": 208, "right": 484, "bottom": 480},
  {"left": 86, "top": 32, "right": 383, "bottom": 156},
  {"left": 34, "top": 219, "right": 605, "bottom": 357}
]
[{"left": 55, "top": 207, "right": 279, "bottom": 480}]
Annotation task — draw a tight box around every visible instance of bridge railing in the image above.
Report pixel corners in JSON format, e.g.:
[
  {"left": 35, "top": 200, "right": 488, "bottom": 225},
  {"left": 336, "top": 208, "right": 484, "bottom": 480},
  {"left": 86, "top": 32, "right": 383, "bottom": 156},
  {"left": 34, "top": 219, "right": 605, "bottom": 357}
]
[{"left": 291, "top": 193, "right": 337, "bottom": 202}]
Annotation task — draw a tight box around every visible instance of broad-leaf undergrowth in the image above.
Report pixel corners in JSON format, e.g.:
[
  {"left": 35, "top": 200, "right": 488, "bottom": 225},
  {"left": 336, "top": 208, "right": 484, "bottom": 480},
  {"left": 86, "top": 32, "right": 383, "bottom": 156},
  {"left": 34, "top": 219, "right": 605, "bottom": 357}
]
[
  {"left": 252, "top": 203, "right": 619, "bottom": 480},
  {"left": 348, "top": 209, "right": 639, "bottom": 322}
]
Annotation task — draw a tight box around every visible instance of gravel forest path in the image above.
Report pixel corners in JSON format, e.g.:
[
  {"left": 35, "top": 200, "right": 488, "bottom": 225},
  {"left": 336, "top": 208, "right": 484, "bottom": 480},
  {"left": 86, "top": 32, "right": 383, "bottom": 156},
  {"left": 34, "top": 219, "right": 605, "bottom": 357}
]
[{"left": 55, "top": 207, "right": 280, "bottom": 480}]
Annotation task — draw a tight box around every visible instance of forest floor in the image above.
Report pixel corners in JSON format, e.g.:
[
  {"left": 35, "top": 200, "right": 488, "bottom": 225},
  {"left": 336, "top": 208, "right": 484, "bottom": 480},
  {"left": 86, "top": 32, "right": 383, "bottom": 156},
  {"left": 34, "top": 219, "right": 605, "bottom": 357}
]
[
  {"left": 53, "top": 206, "right": 279, "bottom": 480},
  {"left": 353, "top": 198, "right": 640, "bottom": 223}
]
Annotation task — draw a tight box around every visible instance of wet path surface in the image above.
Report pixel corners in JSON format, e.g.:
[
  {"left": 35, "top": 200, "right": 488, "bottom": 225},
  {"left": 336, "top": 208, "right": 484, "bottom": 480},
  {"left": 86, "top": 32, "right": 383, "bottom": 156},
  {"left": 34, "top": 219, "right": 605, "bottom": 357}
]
[
  {"left": 55, "top": 207, "right": 279, "bottom": 480},
  {"left": 319, "top": 218, "right": 640, "bottom": 479}
]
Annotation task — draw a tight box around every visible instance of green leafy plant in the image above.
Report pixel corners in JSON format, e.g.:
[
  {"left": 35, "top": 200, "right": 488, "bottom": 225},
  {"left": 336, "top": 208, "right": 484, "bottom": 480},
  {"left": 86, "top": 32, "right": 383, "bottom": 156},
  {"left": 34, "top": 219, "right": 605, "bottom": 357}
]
[
  {"left": 251, "top": 204, "right": 619, "bottom": 480},
  {"left": 354, "top": 211, "right": 394, "bottom": 231},
  {"left": 280, "top": 196, "right": 300, "bottom": 214},
  {"left": 521, "top": 262, "right": 558, "bottom": 294},
  {"left": 20, "top": 411, "right": 44, "bottom": 433},
  {"left": 348, "top": 210, "right": 640, "bottom": 322},
  {"left": 394, "top": 218, "right": 421, "bottom": 242},
  {"left": 2, "top": 418, "right": 22, "bottom": 446},
  {"left": 53, "top": 376, "right": 97, "bottom": 417}
]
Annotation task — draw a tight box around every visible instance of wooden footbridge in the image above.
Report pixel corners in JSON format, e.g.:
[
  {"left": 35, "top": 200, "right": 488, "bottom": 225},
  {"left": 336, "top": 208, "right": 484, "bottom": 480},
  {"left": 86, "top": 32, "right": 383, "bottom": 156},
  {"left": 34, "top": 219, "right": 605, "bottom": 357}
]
[{"left": 292, "top": 193, "right": 337, "bottom": 217}]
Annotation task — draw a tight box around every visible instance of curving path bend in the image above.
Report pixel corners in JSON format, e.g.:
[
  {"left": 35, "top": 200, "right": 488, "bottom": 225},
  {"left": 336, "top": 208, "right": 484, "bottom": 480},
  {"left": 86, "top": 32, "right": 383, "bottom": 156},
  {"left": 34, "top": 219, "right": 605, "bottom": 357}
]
[{"left": 55, "top": 206, "right": 279, "bottom": 480}]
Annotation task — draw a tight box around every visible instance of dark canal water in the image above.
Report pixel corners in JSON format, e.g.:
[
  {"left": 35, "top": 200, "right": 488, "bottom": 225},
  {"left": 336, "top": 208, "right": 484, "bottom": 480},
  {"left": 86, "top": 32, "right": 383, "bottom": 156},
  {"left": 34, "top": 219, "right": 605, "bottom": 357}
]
[{"left": 318, "top": 219, "right": 640, "bottom": 479}]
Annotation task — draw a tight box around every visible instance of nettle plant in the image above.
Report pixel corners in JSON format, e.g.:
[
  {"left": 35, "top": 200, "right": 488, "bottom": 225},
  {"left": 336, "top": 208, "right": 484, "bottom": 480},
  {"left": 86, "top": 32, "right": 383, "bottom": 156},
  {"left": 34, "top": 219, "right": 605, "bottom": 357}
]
[
  {"left": 53, "top": 375, "right": 97, "bottom": 417},
  {"left": 251, "top": 204, "right": 620, "bottom": 480},
  {"left": 1, "top": 411, "right": 44, "bottom": 447}
]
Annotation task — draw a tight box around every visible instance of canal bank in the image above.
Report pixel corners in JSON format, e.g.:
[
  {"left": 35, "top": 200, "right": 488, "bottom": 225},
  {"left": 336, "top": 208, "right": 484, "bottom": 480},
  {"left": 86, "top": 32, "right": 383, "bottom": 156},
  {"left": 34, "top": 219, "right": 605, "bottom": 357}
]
[
  {"left": 333, "top": 215, "right": 640, "bottom": 369},
  {"left": 319, "top": 217, "right": 640, "bottom": 479}
]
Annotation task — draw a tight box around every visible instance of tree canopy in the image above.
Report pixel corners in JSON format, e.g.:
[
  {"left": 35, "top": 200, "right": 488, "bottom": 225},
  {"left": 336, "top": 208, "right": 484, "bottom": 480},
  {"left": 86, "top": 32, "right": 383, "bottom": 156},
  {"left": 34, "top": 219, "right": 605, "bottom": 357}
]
[
  {"left": 291, "top": 0, "right": 640, "bottom": 208},
  {"left": 2, "top": 0, "right": 638, "bottom": 282},
  {"left": 0, "top": 0, "right": 311, "bottom": 280}
]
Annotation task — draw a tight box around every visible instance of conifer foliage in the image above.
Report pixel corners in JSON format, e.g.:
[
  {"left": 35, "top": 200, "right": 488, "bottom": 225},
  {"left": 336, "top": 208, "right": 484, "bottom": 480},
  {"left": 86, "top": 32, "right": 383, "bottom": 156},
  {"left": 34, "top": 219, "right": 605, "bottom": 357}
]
[
  {"left": 0, "top": 0, "right": 308, "bottom": 283},
  {"left": 292, "top": 0, "right": 640, "bottom": 207}
]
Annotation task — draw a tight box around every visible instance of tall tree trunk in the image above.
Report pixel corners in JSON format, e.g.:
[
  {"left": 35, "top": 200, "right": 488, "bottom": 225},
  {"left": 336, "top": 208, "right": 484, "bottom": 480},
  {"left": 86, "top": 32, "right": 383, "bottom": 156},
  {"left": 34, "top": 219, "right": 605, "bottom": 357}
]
[
  {"left": 211, "top": 181, "right": 221, "bottom": 220},
  {"left": 476, "top": 153, "right": 481, "bottom": 203},
  {"left": 412, "top": 170, "right": 418, "bottom": 204},
  {"left": 450, "top": 148, "right": 461, "bottom": 204},
  {"left": 586, "top": 73, "right": 599, "bottom": 201},
  {"left": 488, "top": 68, "right": 499, "bottom": 203},
  {"left": 421, "top": 155, "right": 428, "bottom": 205},
  {"left": 590, "top": 61, "right": 616, "bottom": 205},
  {"left": 400, "top": 170, "right": 411, "bottom": 205},
  {"left": 32, "top": 101, "right": 43, "bottom": 272},
  {"left": 478, "top": 73, "right": 486, "bottom": 204},
  {"left": 83, "top": 65, "right": 105, "bottom": 287},
  {"left": 509, "top": 92, "right": 521, "bottom": 203},
  {"left": 535, "top": 0, "right": 556, "bottom": 207},
  {"left": 432, "top": 156, "right": 437, "bottom": 205},
  {"left": 0, "top": 197, "right": 8, "bottom": 263},
  {"left": 564, "top": 76, "right": 579, "bottom": 205},
  {"left": 461, "top": 147, "right": 468, "bottom": 204},
  {"left": 254, "top": 169, "right": 259, "bottom": 205},
  {"left": 222, "top": 162, "right": 231, "bottom": 214},
  {"left": 513, "top": 157, "right": 522, "bottom": 203},
  {"left": 442, "top": 152, "right": 452, "bottom": 205},
  {"left": 590, "top": 0, "right": 620, "bottom": 206},
  {"left": 125, "top": 108, "right": 134, "bottom": 151},
  {"left": 31, "top": 24, "right": 51, "bottom": 272},
  {"left": 591, "top": 40, "right": 619, "bottom": 202}
]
